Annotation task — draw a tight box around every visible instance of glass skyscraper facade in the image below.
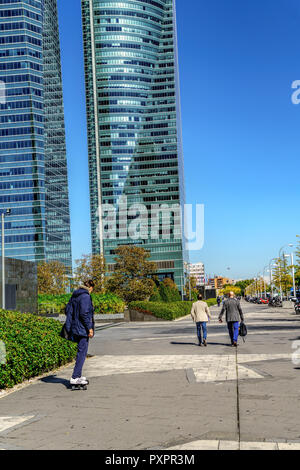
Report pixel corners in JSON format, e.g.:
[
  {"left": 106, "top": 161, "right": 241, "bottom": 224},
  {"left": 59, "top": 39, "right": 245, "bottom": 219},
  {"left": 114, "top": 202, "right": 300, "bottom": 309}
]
[
  {"left": 81, "top": 0, "right": 187, "bottom": 287},
  {"left": 43, "top": 0, "right": 72, "bottom": 269},
  {"left": 0, "top": 0, "right": 72, "bottom": 270}
]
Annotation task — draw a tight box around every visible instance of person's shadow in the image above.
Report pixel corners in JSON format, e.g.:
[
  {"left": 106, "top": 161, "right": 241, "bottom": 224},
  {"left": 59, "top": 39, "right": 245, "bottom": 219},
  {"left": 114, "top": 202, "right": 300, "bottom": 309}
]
[
  {"left": 170, "top": 341, "right": 232, "bottom": 347},
  {"left": 170, "top": 341, "right": 198, "bottom": 346},
  {"left": 40, "top": 375, "right": 70, "bottom": 389}
]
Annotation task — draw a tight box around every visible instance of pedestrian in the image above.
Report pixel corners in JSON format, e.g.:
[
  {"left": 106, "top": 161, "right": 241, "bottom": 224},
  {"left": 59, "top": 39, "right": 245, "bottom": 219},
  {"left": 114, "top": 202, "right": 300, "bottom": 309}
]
[
  {"left": 191, "top": 294, "right": 211, "bottom": 347},
  {"left": 218, "top": 291, "right": 244, "bottom": 347},
  {"left": 217, "top": 295, "right": 221, "bottom": 307},
  {"left": 65, "top": 279, "right": 95, "bottom": 387}
]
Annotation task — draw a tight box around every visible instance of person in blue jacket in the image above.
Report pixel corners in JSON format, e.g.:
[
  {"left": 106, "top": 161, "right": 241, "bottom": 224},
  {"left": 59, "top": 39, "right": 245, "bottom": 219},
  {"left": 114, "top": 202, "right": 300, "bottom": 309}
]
[{"left": 66, "top": 279, "right": 95, "bottom": 386}]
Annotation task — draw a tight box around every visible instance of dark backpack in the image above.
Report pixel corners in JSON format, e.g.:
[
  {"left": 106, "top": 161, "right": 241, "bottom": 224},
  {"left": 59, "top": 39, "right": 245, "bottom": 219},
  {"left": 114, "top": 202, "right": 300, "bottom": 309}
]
[
  {"left": 239, "top": 321, "right": 247, "bottom": 342},
  {"left": 59, "top": 297, "right": 74, "bottom": 341}
]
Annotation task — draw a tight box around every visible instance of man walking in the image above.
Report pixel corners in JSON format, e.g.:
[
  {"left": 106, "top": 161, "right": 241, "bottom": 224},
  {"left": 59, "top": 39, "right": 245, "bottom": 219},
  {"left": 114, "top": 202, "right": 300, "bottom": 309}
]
[
  {"left": 65, "top": 279, "right": 95, "bottom": 387},
  {"left": 218, "top": 291, "right": 244, "bottom": 347},
  {"left": 191, "top": 294, "right": 211, "bottom": 346}
]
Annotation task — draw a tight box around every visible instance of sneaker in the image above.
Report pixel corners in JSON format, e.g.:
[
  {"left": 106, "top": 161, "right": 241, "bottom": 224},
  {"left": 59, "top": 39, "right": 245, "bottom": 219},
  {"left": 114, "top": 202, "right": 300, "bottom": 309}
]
[
  {"left": 203, "top": 340, "right": 207, "bottom": 347},
  {"left": 80, "top": 376, "right": 89, "bottom": 384},
  {"left": 70, "top": 377, "right": 88, "bottom": 385}
]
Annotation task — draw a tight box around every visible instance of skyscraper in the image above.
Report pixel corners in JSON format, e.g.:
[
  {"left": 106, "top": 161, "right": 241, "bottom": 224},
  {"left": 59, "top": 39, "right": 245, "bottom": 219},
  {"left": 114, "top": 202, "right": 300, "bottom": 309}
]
[
  {"left": 82, "top": 0, "right": 187, "bottom": 287},
  {"left": 43, "top": 0, "right": 72, "bottom": 269},
  {"left": 0, "top": 0, "right": 72, "bottom": 269}
]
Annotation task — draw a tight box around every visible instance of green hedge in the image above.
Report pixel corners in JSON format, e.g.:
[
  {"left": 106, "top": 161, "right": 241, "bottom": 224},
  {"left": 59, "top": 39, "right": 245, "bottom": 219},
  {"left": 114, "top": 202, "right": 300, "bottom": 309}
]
[
  {"left": 206, "top": 298, "right": 217, "bottom": 307},
  {"left": 129, "top": 298, "right": 217, "bottom": 321},
  {"left": 38, "top": 292, "right": 125, "bottom": 315},
  {"left": 129, "top": 301, "right": 194, "bottom": 320},
  {"left": 0, "top": 310, "right": 77, "bottom": 389}
]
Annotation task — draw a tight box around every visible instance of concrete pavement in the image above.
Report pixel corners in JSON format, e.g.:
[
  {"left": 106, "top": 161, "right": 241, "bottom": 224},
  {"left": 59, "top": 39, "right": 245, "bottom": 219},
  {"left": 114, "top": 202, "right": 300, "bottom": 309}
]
[{"left": 1, "top": 301, "right": 300, "bottom": 450}]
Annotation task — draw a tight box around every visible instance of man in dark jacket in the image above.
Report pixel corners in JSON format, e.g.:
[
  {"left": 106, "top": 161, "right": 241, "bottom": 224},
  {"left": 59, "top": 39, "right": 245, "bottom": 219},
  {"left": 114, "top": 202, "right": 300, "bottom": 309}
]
[
  {"left": 218, "top": 291, "right": 244, "bottom": 347},
  {"left": 66, "top": 279, "right": 95, "bottom": 386}
]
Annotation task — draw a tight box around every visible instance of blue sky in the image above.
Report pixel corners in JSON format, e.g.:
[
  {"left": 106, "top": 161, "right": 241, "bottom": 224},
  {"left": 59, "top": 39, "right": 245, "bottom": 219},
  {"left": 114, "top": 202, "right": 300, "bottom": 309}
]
[{"left": 57, "top": 0, "right": 300, "bottom": 279}]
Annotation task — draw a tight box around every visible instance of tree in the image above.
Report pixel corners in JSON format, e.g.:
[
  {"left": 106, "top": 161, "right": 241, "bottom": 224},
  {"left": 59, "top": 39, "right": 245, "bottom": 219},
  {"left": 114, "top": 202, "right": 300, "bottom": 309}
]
[
  {"left": 149, "top": 283, "right": 162, "bottom": 302},
  {"left": 37, "top": 261, "right": 69, "bottom": 295},
  {"left": 234, "top": 279, "right": 254, "bottom": 296},
  {"left": 74, "top": 254, "right": 106, "bottom": 294},
  {"left": 107, "top": 245, "right": 157, "bottom": 303},
  {"left": 272, "top": 257, "right": 293, "bottom": 297},
  {"left": 159, "top": 278, "right": 181, "bottom": 302},
  {"left": 219, "top": 285, "right": 241, "bottom": 297},
  {"left": 185, "top": 275, "right": 198, "bottom": 300}
]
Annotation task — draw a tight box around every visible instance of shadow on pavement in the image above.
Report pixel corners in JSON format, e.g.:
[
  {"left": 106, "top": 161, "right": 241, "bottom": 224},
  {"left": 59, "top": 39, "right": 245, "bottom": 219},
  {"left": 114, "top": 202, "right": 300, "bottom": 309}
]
[
  {"left": 170, "top": 341, "right": 232, "bottom": 347},
  {"left": 170, "top": 341, "right": 197, "bottom": 346},
  {"left": 40, "top": 375, "right": 70, "bottom": 389}
]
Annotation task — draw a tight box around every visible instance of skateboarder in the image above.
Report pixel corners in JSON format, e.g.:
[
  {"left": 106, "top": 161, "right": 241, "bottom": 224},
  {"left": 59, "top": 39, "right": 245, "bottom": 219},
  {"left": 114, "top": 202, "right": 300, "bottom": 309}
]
[{"left": 65, "top": 279, "right": 95, "bottom": 389}]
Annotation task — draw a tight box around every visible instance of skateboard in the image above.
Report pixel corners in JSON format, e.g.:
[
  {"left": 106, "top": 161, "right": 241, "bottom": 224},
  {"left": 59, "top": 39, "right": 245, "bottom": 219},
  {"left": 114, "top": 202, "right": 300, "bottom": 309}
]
[
  {"left": 71, "top": 384, "right": 88, "bottom": 391},
  {"left": 70, "top": 379, "right": 89, "bottom": 391}
]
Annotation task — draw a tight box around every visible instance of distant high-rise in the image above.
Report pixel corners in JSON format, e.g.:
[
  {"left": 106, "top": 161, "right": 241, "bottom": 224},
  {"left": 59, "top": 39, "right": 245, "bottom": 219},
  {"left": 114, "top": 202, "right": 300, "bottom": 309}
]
[
  {"left": 189, "top": 262, "right": 205, "bottom": 287},
  {"left": 0, "top": 0, "right": 72, "bottom": 269},
  {"left": 82, "top": 0, "right": 187, "bottom": 288}
]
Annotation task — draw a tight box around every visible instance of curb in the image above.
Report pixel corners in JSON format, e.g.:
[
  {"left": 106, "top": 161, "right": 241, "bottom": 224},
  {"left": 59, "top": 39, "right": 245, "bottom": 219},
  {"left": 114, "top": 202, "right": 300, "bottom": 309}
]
[
  {"left": 94, "top": 322, "right": 124, "bottom": 330},
  {"left": 0, "top": 359, "right": 76, "bottom": 400}
]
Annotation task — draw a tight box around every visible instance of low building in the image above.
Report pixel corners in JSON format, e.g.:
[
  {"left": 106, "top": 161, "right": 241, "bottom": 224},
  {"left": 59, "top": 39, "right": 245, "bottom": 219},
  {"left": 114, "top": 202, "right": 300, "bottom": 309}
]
[
  {"left": 0, "top": 258, "right": 38, "bottom": 314},
  {"left": 208, "top": 276, "right": 234, "bottom": 290}
]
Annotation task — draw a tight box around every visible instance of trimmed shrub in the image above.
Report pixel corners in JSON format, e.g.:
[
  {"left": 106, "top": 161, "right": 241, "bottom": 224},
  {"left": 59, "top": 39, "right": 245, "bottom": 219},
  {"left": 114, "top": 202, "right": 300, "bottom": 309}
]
[
  {"left": 129, "top": 298, "right": 217, "bottom": 320},
  {"left": 38, "top": 292, "right": 125, "bottom": 315},
  {"left": 91, "top": 292, "right": 125, "bottom": 314},
  {"left": 129, "top": 301, "right": 194, "bottom": 321},
  {"left": 206, "top": 298, "right": 217, "bottom": 307},
  {"left": 0, "top": 309, "right": 77, "bottom": 389}
]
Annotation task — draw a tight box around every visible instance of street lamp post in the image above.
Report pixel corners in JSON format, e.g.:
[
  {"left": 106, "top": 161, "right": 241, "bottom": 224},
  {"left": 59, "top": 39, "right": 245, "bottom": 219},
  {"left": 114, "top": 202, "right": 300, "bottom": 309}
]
[
  {"left": 279, "top": 244, "right": 294, "bottom": 300},
  {"left": 284, "top": 253, "right": 296, "bottom": 300},
  {"left": 257, "top": 272, "right": 262, "bottom": 298},
  {"left": 2, "top": 212, "right": 4, "bottom": 310},
  {"left": 268, "top": 258, "right": 277, "bottom": 297},
  {"left": 262, "top": 266, "right": 269, "bottom": 298},
  {"left": 1, "top": 209, "right": 11, "bottom": 310}
]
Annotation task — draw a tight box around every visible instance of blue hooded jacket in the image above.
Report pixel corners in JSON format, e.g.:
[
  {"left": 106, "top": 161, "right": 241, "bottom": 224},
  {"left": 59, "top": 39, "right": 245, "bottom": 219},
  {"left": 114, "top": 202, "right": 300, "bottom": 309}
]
[{"left": 65, "top": 287, "right": 94, "bottom": 338}]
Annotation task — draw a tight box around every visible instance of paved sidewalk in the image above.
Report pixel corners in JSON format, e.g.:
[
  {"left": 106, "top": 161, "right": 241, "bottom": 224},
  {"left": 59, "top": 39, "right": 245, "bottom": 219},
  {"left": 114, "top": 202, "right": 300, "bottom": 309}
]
[{"left": 0, "top": 302, "right": 300, "bottom": 450}]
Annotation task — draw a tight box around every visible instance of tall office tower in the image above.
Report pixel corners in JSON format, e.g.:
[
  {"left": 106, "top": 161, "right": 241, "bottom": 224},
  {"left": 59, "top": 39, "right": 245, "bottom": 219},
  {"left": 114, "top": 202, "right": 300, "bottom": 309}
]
[
  {"left": 82, "top": 0, "right": 187, "bottom": 288},
  {"left": 43, "top": 0, "right": 72, "bottom": 270},
  {"left": 0, "top": 0, "right": 72, "bottom": 269}
]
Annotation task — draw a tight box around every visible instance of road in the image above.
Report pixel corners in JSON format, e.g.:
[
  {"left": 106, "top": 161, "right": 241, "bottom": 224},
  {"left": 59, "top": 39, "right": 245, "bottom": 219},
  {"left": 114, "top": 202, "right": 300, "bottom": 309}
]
[{"left": 1, "top": 301, "right": 300, "bottom": 450}]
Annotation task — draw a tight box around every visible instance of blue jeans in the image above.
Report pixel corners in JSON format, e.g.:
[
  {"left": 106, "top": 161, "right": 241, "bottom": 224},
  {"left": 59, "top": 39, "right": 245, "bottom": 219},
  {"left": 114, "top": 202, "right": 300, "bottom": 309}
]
[
  {"left": 227, "top": 321, "right": 239, "bottom": 344},
  {"left": 72, "top": 336, "right": 89, "bottom": 379},
  {"left": 196, "top": 321, "right": 207, "bottom": 344}
]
